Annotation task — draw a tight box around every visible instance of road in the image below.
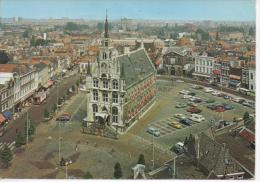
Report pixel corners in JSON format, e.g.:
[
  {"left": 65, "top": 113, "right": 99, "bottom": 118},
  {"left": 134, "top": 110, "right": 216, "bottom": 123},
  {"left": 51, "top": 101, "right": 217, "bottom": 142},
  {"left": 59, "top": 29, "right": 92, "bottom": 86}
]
[
  {"left": 157, "top": 75, "right": 255, "bottom": 101},
  {"left": 0, "top": 72, "right": 80, "bottom": 143}
]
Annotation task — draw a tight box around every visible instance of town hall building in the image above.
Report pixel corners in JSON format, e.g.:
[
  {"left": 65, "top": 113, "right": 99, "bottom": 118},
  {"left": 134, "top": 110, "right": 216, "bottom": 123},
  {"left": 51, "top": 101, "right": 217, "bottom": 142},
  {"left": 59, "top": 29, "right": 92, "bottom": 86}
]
[{"left": 85, "top": 15, "right": 157, "bottom": 133}]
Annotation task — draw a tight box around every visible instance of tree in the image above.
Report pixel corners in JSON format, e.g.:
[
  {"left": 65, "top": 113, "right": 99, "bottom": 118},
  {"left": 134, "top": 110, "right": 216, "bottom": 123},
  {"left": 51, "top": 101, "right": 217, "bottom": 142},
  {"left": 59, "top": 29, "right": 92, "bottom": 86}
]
[
  {"left": 24, "top": 120, "right": 35, "bottom": 138},
  {"left": 137, "top": 154, "right": 145, "bottom": 165},
  {"left": 249, "top": 27, "right": 255, "bottom": 37},
  {"left": 97, "top": 22, "right": 104, "bottom": 31},
  {"left": 0, "top": 145, "right": 13, "bottom": 167},
  {"left": 44, "top": 108, "right": 50, "bottom": 118},
  {"left": 52, "top": 104, "right": 57, "bottom": 112},
  {"left": 113, "top": 162, "right": 122, "bottom": 179},
  {"left": 243, "top": 111, "right": 250, "bottom": 124},
  {"left": 84, "top": 171, "right": 93, "bottom": 179},
  {"left": 65, "top": 22, "right": 79, "bottom": 31},
  {"left": 0, "top": 51, "right": 11, "bottom": 64},
  {"left": 15, "top": 132, "right": 26, "bottom": 148},
  {"left": 71, "top": 85, "right": 75, "bottom": 92}
]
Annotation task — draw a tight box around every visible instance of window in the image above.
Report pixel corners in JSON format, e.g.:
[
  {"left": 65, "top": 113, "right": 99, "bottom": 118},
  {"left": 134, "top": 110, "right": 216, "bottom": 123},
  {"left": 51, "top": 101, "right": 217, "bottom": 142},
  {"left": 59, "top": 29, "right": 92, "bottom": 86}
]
[
  {"left": 250, "top": 73, "right": 253, "bottom": 79},
  {"left": 103, "top": 79, "right": 108, "bottom": 89},
  {"left": 103, "top": 92, "right": 108, "bottom": 102},
  {"left": 93, "top": 79, "right": 99, "bottom": 88},
  {"left": 251, "top": 84, "right": 253, "bottom": 90},
  {"left": 92, "top": 104, "right": 98, "bottom": 115},
  {"left": 112, "top": 92, "right": 118, "bottom": 103},
  {"left": 112, "top": 107, "right": 118, "bottom": 123},
  {"left": 93, "top": 90, "right": 98, "bottom": 101},
  {"left": 101, "top": 63, "right": 107, "bottom": 72},
  {"left": 112, "top": 80, "right": 118, "bottom": 89}
]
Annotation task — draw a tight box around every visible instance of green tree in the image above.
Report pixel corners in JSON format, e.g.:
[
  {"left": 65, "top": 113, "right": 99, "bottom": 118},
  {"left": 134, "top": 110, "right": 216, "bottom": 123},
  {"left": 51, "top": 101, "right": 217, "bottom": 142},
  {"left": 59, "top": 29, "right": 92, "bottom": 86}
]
[
  {"left": 44, "top": 108, "right": 50, "bottom": 118},
  {"left": 97, "top": 22, "right": 104, "bottom": 31},
  {"left": 84, "top": 171, "right": 93, "bottom": 179},
  {"left": 113, "top": 162, "right": 122, "bottom": 179},
  {"left": 52, "top": 104, "right": 57, "bottom": 112},
  {"left": 71, "top": 85, "right": 75, "bottom": 92},
  {"left": 15, "top": 132, "right": 26, "bottom": 148},
  {"left": 65, "top": 22, "right": 79, "bottom": 31},
  {"left": 0, "top": 51, "right": 11, "bottom": 64},
  {"left": 0, "top": 145, "right": 13, "bottom": 167},
  {"left": 137, "top": 154, "right": 145, "bottom": 165},
  {"left": 243, "top": 111, "right": 250, "bottom": 124}
]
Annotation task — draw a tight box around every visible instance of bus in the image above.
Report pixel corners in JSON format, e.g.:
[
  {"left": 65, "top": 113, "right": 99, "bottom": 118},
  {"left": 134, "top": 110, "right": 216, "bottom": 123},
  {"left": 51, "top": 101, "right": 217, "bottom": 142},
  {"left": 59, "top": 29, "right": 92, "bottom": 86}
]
[{"left": 237, "top": 87, "right": 251, "bottom": 96}]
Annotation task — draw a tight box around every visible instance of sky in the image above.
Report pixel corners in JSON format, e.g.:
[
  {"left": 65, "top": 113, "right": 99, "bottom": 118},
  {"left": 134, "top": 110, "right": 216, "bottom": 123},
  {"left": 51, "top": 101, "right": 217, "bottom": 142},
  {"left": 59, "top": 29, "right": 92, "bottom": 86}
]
[{"left": 0, "top": 0, "right": 256, "bottom": 21}]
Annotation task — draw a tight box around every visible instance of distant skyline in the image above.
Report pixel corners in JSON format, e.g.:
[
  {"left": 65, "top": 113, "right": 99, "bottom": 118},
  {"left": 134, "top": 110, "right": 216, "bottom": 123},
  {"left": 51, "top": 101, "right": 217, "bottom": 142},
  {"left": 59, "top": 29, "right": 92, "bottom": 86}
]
[{"left": 0, "top": 0, "right": 256, "bottom": 21}]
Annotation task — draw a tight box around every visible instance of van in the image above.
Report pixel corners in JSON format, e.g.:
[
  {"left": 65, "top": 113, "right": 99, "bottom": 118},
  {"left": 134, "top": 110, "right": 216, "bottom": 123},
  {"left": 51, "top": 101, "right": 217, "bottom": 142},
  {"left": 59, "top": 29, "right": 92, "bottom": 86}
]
[
  {"left": 190, "top": 114, "right": 205, "bottom": 123},
  {"left": 147, "top": 127, "right": 160, "bottom": 137}
]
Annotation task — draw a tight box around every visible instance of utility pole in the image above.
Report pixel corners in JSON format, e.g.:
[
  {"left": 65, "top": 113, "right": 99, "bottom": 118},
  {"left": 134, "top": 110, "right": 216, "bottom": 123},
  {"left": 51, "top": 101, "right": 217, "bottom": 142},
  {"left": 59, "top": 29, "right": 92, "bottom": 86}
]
[{"left": 152, "top": 133, "right": 154, "bottom": 170}]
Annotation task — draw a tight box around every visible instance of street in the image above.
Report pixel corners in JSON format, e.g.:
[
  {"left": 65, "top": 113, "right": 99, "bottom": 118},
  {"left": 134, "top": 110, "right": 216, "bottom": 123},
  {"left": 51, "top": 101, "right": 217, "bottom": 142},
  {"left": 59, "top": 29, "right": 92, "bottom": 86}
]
[{"left": 0, "top": 72, "right": 80, "bottom": 143}]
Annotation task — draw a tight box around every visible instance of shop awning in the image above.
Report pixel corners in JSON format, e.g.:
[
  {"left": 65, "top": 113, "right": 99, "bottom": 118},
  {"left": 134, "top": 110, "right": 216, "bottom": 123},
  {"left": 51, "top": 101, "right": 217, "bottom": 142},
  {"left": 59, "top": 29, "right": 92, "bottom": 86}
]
[
  {"left": 0, "top": 113, "right": 6, "bottom": 124},
  {"left": 213, "top": 70, "right": 221, "bottom": 75},
  {"left": 3, "top": 111, "right": 12, "bottom": 119},
  {"left": 43, "top": 80, "right": 54, "bottom": 88},
  {"left": 229, "top": 75, "right": 241, "bottom": 80},
  {"left": 192, "top": 73, "right": 211, "bottom": 78}
]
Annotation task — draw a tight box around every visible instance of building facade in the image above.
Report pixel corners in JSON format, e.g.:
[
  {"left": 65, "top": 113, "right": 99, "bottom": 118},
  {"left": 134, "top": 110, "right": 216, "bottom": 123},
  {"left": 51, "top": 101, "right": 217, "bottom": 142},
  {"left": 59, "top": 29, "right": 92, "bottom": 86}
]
[
  {"left": 85, "top": 17, "right": 157, "bottom": 133},
  {"left": 192, "top": 54, "right": 214, "bottom": 82}
]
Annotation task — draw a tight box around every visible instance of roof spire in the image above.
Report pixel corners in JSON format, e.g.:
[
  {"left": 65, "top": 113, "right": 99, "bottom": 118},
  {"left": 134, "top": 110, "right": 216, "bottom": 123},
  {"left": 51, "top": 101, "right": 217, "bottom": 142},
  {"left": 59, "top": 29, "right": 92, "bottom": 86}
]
[{"left": 104, "top": 9, "right": 109, "bottom": 39}]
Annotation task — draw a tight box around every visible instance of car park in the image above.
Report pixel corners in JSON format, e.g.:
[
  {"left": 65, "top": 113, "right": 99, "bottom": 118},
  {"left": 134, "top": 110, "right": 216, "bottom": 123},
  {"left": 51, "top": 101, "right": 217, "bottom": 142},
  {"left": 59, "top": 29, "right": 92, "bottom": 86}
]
[
  {"left": 189, "top": 114, "right": 205, "bottom": 123},
  {"left": 170, "top": 142, "right": 185, "bottom": 155},
  {"left": 175, "top": 103, "right": 187, "bottom": 108},
  {"left": 179, "top": 118, "right": 192, "bottom": 126},
  {"left": 174, "top": 113, "right": 186, "bottom": 120},
  {"left": 168, "top": 121, "right": 182, "bottom": 129},
  {"left": 147, "top": 127, "right": 160, "bottom": 137},
  {"left": 186, "top": 106, "right": 202, "bottom": 114}
]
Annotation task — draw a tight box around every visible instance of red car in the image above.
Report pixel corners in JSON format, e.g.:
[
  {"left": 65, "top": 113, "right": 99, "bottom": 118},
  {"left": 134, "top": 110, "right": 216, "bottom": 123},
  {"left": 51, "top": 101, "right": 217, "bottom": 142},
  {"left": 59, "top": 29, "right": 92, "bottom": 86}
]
[
  {"left": 186, "top": 107, "right": 202, "bottom": 114},
  {"left": 215, "top": 106, "right": 225, "bottom": 112}
]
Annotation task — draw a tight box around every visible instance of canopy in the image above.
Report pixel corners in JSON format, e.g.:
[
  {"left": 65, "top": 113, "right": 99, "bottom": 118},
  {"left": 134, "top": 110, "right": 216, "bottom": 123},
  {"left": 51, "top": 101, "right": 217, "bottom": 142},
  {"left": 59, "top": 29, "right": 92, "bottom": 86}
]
[
  {"left": 3, "top": 110, "right": 12, "bottom": 119},
  {"left": 0, "top": 113, "right": 6, "bottom": 124}
]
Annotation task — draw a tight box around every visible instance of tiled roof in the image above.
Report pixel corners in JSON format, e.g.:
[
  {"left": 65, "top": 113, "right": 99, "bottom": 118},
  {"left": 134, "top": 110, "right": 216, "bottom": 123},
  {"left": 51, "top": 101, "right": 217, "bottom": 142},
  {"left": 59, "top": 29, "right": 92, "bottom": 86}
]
[{"left": 117, "top": 49, "right": 155, "bottom": 88}]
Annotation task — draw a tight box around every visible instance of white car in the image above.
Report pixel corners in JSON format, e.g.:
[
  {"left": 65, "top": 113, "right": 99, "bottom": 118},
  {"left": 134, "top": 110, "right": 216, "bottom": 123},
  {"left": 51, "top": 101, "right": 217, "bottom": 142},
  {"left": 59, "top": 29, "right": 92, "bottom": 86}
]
[
  {"left": 174, "top": 113, "right": 186, "bottom": 120},
  {"left": 179, "top": 90, "right": 189, "bottom": 95},
  {"left": 204, "top": 87, "right": 214, "bottom": 93},
  {"left": 176, "top": 79, "right": 184, "bottom": 83},
  {"left": 189, "top": 114, "right": 205, "bottom": 123},
  {"left": 182, "top": 95, "right": 192, "bottom": 99},
  {"left": 211, "top": 91, "right": 220, "bottom": 96}
]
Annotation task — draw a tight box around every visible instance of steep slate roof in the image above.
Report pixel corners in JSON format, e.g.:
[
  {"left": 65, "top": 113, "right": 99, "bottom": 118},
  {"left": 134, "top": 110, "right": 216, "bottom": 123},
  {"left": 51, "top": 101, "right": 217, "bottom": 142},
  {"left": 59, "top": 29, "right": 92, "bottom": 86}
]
[
  {"left": 198, "top": 133, "right": 244, "bottom": 176},
  {"left": 117, "top": 49, "right": 155, "bottom": 88}
]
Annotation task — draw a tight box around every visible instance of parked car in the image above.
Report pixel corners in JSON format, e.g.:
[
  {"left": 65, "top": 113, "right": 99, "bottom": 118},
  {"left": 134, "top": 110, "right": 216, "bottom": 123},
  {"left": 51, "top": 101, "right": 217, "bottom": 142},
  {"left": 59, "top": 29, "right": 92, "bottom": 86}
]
[
  {"left": 215, "top": 106, "right": 225, "bottom": 112},
  {"left": 223, "top": 95, "right": 231, "bottom": 99},
  {"left": 175, "top": 103, "right": 187, "bottom": 108},
  {"left": 176, "top": 79, "right": 184, "bottom": 83},
  {"left": 179, "top": 118, "right": 192, "bottom": 126},
  {"left": 207, "top": 104, "right": 217, "bottom": 110},
  {"left": 56, "top": 112, "right": 71, "bottom": 122},
  {"left": 217, "top": 92, "right": 225, "bottom": 97},
  {"left": 211, "top": 91, "right": 220, "bottom": 96},
  {"left": 187, "top": 101, "right": 198, "bottom": 107},
  {"left": 147, "top": 127, "right": 160, "bottom": 137},
  {"left": 179, "top": 90, "right": 189, "bottom": 95},
  {"left": 187, "top": 92, "right": 196, "bottom": 96},
  {"left": 174, "top": 113, "right": 186, "bottom": 120},
  {"left": 206, "top": 99, "right": 215, "bottom": 103},
  {"left": 182, "top": 94, "right": 192, "bottom": 99},
  {"left": 242, "top": 100, "right": 255, "bottom": 108},
  {"left": 223, "top": 104, "right": 234, "bottom": 110},
  {"left": 232, "top": 97, "right": 245, "bottom": 103},
  {"left": 192, "top": 85, "right": 203, "bottom": 89},
  {"left": 186, "top": 107, "right": 202, "bottom": 114},
  {"left": 168, "top": 121, "right": 182, "bottom": 129},
  {"left": 204, "top": 87, "right": 214, "bottom": 93},
  {"left": 170, "top": 142, "right": 185, "bottom": 155},
  {"left": 189, "top": 114, "right": 205, "bottom": 123}
]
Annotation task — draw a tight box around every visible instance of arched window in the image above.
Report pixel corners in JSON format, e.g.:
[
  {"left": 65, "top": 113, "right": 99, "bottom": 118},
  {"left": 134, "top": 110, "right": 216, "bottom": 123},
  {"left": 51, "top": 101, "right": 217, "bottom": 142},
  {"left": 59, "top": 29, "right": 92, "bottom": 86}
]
[
  {"left": 112, "top": 92, "right": 118, "bottom": 103},
  {"left": 101, "top": 63, "right": 107, "bottom": 73},
  {"left": 112, "top": 80, "right": 118, "bottom": 89},
  {"left": 92, "top": 104, "right": 98, "bottom": 115},
  {"left": 93, "top": 79, "right": 99, "bottom": 88},
  {"left": 93, "top": 90, "right": 98, "bottom": 101},
  {"left": 103, "top": 79, "right": 109, "bottom": 89},
  {"left": 112, "top": 107, "right": 118, "bottom": 123}
]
